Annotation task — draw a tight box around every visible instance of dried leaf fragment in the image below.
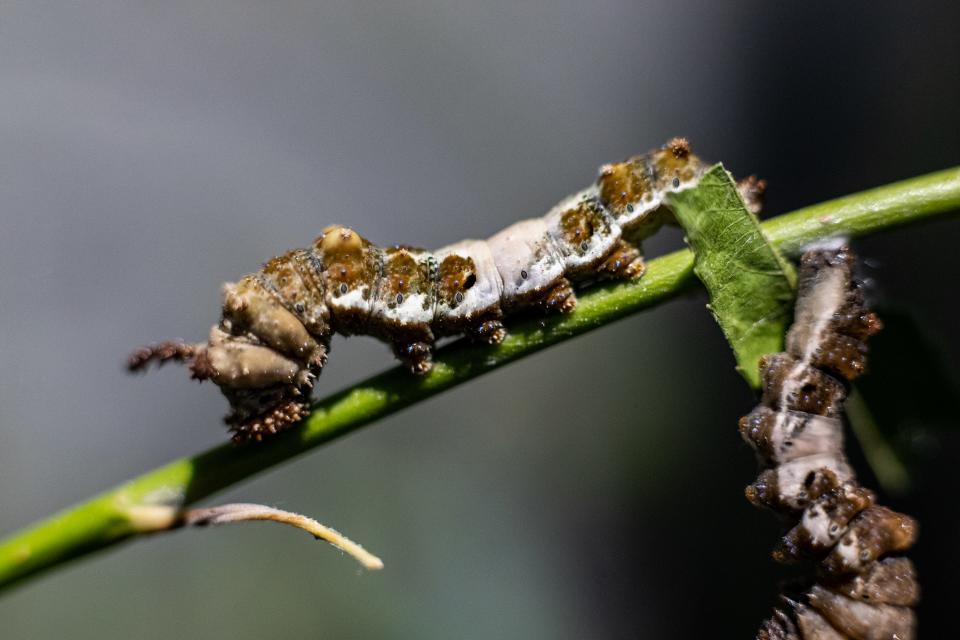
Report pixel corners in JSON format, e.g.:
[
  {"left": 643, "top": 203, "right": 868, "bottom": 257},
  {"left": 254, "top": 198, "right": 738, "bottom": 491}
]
[{"left": 181, "top": 503, "right": 383, "bottom": 570}]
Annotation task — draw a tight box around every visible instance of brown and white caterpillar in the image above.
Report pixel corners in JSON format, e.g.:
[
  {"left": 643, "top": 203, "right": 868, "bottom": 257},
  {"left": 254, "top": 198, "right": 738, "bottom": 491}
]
[
  {"left": 741, "top": 247, "right": 919, "bottom": 639},
  {"left": 129, "top": 138, "right": 764, "bottom": 443}
]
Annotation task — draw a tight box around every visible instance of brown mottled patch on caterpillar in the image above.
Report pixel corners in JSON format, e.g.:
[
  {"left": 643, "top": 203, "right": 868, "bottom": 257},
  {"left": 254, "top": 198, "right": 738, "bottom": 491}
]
[
  {"left": 596, "top": 137, "right": 709, "bottom": 241},
  {"left": 128, "top": 138, "right": 761, "bottom": 443},
  {"left": 559, "top": 206, "right": 606, "bottom": 270},
  {"left": 371, "top": 247, "right": 437, "bottom": 373},
  {"left": 316, "top": 225, "right": 373, "bottom": 286},
  {"left": 759, "top": 354, "right": 848, "bottom": 417},
  {"left": 558, "top": 200, "right": 602, "bottom": 246},
  {"left": 436, "top": 253, "right": 477, "bottom": 307},
  {"left": 315, "top": 225, "right": 381, "bottom": 335},
  {"left": 743, "top": 247, "right": 919, "bottom": 639},
  {"left": 651, "top": 137, "right": 700, "bottom": 187},
  {"left": 548, "top": 194, "right": 632, "bottom": 280},
  {"left": 260, "top": 249, "right": 330, "bottom": 337},
  {"left": 596, "top": 158, "right": 654, "bottom": 217},
  {"left": 432, "top": 239, "right": 503, "bottom": 338},
  {"left": 380, "top": 247, "right": 430, "bottom": 303}
]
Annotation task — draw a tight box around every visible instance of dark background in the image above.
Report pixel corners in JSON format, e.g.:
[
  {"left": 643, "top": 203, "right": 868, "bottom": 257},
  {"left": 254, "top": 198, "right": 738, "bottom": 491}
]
[{"left": 1, "top": 2, "right": 957, "bottom": 638}]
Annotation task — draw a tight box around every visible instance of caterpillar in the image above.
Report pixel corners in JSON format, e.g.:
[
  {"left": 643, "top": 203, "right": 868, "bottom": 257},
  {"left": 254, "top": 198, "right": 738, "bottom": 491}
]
[
  {"left": 741, "top": 247, "right": 919, "bottom": 639},
  {"left": 128, "top": 138, "right": 765, "bottom": 443}
]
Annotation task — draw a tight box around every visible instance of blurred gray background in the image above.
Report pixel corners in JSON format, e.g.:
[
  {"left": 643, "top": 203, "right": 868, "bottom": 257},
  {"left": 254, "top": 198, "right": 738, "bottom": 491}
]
[{"left": 1, "top": 2, "right": 958, "bottom": 638}]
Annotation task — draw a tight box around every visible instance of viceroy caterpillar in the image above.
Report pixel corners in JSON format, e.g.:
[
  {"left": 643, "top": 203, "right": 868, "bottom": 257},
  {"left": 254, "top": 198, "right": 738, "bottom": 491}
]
[{"left": 128, "top": 138, "right": 764, "bottom": 442}]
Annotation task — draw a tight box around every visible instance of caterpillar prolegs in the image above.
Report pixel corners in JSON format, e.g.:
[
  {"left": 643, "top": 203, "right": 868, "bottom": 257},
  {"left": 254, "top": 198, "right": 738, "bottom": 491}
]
[
  {"left": 129, "top": 139, "right": 766, "bottom": 443},
  {"left": 741, "top": 248, "right": 919, "bottom": 639}
]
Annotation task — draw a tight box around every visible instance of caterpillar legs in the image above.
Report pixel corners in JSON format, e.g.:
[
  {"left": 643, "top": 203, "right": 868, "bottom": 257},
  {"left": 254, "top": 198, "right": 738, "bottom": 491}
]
[
  {"left": 539, "top": 278, "right": 578, "bottom": 313},
  {"left": 392, "top": 339, "right": 434, "bottom": 375},
  {"left": 596, "top": 239, "right": 646, "bottom": 280},
  {"left": 467, "top": 317, "right": 507, "bottom": 345},
  {"left": 536, "top": 239, "right": 648, "bottom": 315},
  {"left": 393, "top": 315, "right": 508, "bottom": 375}
]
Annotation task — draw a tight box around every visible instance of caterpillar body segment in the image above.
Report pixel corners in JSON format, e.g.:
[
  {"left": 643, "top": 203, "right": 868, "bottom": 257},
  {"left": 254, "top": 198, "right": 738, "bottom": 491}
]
[
  {"left": 129, "top": 139, "right": 763, "bottom": 443},
  {"left": 743, "top": 248, "right": 919, "bottom": 640}
]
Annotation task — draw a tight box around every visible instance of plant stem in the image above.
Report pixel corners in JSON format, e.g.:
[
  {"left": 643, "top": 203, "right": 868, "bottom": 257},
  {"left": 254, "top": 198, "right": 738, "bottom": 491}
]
[{"left": 1, "top": 166, "right": 958, "bottom": 594}]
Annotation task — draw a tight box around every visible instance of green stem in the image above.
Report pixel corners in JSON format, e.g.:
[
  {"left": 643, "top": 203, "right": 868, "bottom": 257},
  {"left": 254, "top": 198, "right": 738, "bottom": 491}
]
[
  {"left": 845, "top": 388, "right": 911, "bottom": 495},
  {"left": 1, "top": 167, "right": 958, "bottom": 594}
]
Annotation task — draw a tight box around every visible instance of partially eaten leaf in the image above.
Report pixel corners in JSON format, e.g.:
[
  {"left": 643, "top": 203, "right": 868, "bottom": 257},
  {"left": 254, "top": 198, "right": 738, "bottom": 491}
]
[{"left": 669, "top": 164, "right": 796, "bottom": 388}]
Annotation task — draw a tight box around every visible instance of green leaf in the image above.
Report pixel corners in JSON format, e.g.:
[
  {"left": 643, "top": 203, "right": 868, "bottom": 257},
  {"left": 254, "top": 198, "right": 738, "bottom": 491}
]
[{"left": 669, "top": 164, "right": 797, "bottom": 388}]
